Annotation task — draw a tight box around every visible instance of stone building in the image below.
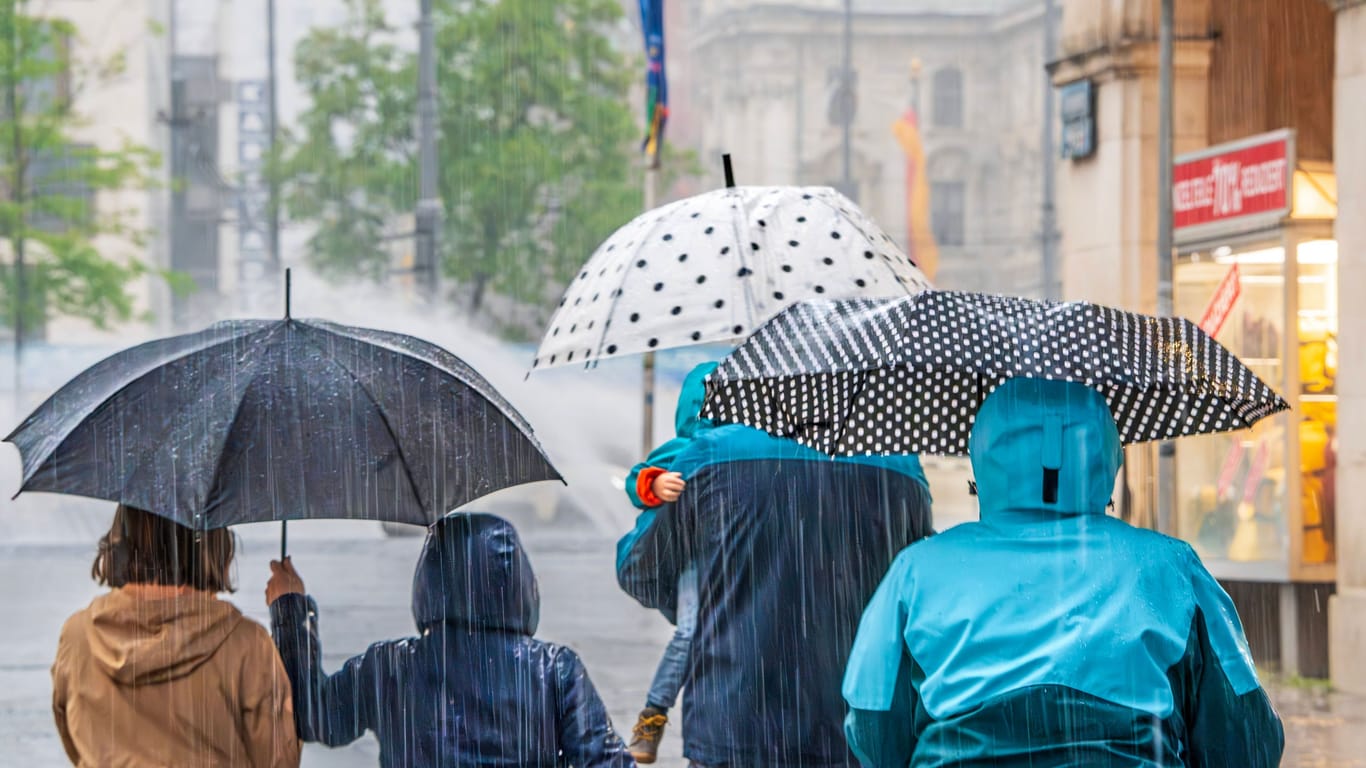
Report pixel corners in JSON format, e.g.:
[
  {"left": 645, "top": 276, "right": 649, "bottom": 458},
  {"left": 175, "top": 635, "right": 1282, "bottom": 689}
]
[
  {"left": 3, "top": 0, "right": 175, "bottom": 347},
  {"left": 676, "top": 0, "right": 1059, "bottom": 297}
]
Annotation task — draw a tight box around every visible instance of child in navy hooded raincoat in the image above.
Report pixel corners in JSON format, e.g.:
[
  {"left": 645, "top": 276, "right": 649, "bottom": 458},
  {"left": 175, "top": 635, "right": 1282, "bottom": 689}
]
[
  {"left": 268, "top": 513, "right": 635, "bottom": 768},
  {"left": 842, "top": 378, "right": 1284, "bottom": 767}
]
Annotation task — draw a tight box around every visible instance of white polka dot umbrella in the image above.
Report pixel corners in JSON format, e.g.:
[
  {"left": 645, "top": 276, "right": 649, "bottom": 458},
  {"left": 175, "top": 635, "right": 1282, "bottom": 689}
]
[
  {"left": 701, "top": 291, "right": 1290, "bottom": 456},
  {"left": 532, "top": 185, "right": 931, "bottom": 369}
]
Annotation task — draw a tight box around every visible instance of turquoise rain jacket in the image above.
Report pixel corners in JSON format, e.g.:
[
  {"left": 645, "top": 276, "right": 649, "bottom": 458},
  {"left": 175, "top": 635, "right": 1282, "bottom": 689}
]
[
  {"left": 842, "top": 378, "right": 1283, "bottom": 767},
  {"left": 616, "top": 362, "right": 717, "bottom": 576},
  {"left": 623, "top": 362, "right": 718, "bottom": 509}
]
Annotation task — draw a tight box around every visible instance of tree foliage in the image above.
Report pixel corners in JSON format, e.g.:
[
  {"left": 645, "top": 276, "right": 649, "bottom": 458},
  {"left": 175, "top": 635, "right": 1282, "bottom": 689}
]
[
  {"left": 279, "top": 0, "right": 653, "bottom": 321},
  {"left": 0, "top": 1, "right": 161, "bottom": 336},
  {"left": 274, "top": 0, "right": 414, "bottom": 284}
]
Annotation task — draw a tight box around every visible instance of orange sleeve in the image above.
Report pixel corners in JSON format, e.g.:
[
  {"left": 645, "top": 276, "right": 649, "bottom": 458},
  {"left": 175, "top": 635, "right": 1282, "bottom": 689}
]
[{"left": 636, "top": 466, "right": 668, "bottom": 507}]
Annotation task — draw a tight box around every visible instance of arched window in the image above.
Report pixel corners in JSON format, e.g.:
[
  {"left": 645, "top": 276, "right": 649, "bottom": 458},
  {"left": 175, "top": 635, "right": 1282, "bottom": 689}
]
[
  {"left": 927, "top": 150, "right": 969, "bottom": 247},
  {"left": 932, "top": 68, "right": 963, "bottom": 129}
]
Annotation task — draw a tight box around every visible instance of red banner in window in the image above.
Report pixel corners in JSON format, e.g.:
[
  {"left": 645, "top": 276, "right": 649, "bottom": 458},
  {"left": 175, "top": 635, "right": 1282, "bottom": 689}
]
[{"left": 1199, "top": 264, "right": 1241, "bottom": 339}]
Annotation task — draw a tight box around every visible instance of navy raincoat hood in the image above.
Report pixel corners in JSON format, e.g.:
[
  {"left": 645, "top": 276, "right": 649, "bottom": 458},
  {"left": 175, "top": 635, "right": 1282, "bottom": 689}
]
[
  {"left": 412, "top": 513, "right": 539, "bottom": 635},
  {"left": 271, "top": 513, "right": 633, "bottom": 768}
]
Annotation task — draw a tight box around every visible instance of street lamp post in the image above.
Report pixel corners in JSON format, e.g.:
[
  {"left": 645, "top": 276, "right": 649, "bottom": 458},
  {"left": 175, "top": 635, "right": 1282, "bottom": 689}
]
[
  {"left": 415, "top": 0, "right": 442, "bottom": 303},
  {"left": 1041, "top": 0, "right": 1060, "bottom": 300},
  {"left": 267, "top": 0, "right": 280, "bottom": 288},
  {"left": 840, "top": 0, "right": 853, "bottom": 196},
  {"left": 1156, "top": 0, "right": 1176, "bottom": 534}
]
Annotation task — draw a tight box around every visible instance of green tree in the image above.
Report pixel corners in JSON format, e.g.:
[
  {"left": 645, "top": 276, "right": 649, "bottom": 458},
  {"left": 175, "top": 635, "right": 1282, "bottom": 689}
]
[
  {"left": 273, "top": 0, "right": 415, "bottom": 284},
  {"left": 0, "top": 1, "right": 161, "bottom": 342},
  {"left": 279, "top": 0, "right": 652, "bottom": 322}
]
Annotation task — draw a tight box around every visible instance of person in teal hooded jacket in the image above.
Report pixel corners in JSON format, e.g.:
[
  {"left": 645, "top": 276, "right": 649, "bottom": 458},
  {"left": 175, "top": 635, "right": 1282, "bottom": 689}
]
[
  {"left": 842, "top": 378, "right": 1283, "bottom": 767},
  {"left": 619, "top": 361, "right": 717, "bottom": 762}
]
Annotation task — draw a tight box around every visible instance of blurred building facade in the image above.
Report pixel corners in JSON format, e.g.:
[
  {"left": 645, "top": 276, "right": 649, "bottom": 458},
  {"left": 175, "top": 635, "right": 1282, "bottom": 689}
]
[
  {"left": 13, "top": 0, "right": 175, "bottom": 347},
  {"left": 677, "top": 0, "right": 1059, "bottom": 297},
  {"left": 1050, "top": 0, "right": 1360, "bottom": 680}
]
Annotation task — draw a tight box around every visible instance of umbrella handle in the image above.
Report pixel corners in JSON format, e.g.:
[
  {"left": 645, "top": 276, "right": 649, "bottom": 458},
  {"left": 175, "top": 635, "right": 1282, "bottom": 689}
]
[{"left": 280, "top": 520, "right": 287, "bottom": 561}]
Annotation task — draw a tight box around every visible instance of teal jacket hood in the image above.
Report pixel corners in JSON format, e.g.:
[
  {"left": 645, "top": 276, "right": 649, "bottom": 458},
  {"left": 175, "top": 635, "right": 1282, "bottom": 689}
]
[
  {"left": 676, "top": 362, "right": 718, "bottom": 438},
  {"left": 969, "top": 378, "right": 1122, "bottom": 517}
]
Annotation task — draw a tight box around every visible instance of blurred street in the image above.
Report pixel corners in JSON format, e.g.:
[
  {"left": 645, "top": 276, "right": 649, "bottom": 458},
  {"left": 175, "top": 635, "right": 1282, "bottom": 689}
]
[{"left": 0, "top": 511, "right": 1360, "bottom": 767}]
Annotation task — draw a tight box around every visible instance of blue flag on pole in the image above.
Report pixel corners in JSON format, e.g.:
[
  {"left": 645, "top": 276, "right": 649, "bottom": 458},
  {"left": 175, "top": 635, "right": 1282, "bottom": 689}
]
[{"left": 640, "top": 0, "right": 667, "bottom": 168}]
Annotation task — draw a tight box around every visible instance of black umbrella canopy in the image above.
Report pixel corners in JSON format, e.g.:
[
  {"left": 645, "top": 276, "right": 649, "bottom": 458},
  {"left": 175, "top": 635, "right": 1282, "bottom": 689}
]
[
  {"left": 5, "top": 318, "right": 562, "bottom": 529},
  {"left": 701, "top": 291, "right": 1290, "bottom": 456}
]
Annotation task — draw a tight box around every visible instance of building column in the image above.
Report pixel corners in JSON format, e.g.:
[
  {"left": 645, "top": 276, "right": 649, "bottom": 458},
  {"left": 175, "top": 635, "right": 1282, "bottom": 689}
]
[
  {"left": 1328, "top": 0, "right": 1366, "bottom": 694},
  {"left": 1049, "top": 0, "right": 1211, "bottom": 526},
  {"left": 1049, "top": 3, "right": 1212, "bottom": 312}
]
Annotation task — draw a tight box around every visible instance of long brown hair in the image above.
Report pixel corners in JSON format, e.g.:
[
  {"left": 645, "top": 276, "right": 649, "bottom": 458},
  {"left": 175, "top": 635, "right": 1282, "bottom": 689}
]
[{"left": 91, "top": 505, "right": 236, "bottom": 593}]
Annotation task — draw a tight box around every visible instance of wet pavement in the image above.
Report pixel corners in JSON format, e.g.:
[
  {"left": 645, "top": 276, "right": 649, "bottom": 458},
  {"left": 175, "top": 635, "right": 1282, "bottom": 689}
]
[{"left": 0, "top": 514, "right": 1359, "bottom": 766}]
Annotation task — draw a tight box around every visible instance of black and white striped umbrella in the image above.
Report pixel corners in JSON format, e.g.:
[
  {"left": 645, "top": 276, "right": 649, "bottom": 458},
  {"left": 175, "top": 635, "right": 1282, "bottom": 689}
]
[{"left": 701, "top": 291, "right": 1289, "bottom": 456}]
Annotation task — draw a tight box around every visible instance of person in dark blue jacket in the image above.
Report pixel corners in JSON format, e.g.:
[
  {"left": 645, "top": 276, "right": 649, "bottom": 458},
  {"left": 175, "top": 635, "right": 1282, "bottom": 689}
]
[
  {"left": 842, "top": 377, "right": 1284, "bottom": 767},
  {"left": 618, "top": 420, "right": 934, "bottom": 768},
  {"left": 267, "top": 512, "right": 636, "bottom": 768},
  {"left": 618, "top": 362, "right": 716, "bottom": 763}
]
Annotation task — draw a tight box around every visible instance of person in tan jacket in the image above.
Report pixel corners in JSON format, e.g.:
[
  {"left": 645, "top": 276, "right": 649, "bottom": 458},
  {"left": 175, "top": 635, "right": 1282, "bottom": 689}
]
[{"left": 51, "top": 504, "right": 300, "bottom": 767}]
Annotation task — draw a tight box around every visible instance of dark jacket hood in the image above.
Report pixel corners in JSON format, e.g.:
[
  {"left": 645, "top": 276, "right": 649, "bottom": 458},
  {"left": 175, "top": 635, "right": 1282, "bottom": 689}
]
[
  {"left": 677, "top": 362, "right": 719, "bottom": 438},
  {"left": 969, "top": 378, "right": 1123, "bottom": 518},
  {"left": 412, "top": 512, "right": 540, "bottom": 634}
]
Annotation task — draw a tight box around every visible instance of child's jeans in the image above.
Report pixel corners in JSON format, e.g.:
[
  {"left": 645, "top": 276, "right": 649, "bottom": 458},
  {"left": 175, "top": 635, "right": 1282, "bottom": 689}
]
[{"left": 645, "top": 565, "right": 698, "bottom": 709}]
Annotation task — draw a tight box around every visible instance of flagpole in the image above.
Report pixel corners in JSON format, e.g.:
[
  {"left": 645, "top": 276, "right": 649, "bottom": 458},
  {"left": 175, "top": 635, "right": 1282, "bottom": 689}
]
[
  {"left": 638, "top": 0, "right": 666, "bottom": 457},
  {"left": 641, "top": 167, "right": 657, "bottom": 457}
]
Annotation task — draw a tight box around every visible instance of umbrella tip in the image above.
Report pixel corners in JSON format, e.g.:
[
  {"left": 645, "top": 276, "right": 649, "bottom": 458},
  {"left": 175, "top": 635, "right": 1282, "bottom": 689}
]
[
  {"left": 722, "top": 154, "right": 735, "bottom": 188},
  {"left": 284, "top": 268, "right": 292, "bottom": 320}
]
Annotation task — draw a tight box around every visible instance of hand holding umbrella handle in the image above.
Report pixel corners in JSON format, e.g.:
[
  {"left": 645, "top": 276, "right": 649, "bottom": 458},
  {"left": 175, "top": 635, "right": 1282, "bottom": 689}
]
[{"left": 266, "top": 557, "right": 306, "bottom": 605}]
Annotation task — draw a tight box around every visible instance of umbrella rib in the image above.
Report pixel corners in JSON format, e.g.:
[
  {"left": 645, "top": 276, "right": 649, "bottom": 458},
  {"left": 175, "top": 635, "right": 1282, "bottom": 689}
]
[
  {"left": 588, "top": 199, "right": 687, "bottom": 362},
  {"left": 309, "top": 321, "right": 544, "bottom": 442},
  {"left": 295, "top": 327, "right": 429, "bottom": 516},
  {"left": 815, "top": 193, "right": 924, "bottom": 295},
  {"left": 728, "top": 189, "right": 764, "bottom": 332},
  {"left": 6, "top": 323, "right": 274, "bottom": 478},
  {"left": 120, "top": 325, "right": 282, "bottom": 519},
  {"left": 198, "top": 353, "right": 274, "bottom": 528}
]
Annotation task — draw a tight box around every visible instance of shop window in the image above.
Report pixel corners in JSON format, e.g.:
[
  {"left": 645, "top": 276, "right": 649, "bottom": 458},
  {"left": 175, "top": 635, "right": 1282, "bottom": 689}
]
[
  {"left": 1172, "top": 239, "right": 1339, "bottom": 573},
  {"left": 1174, "top": 247, "right": 1288, "bottom": 569},
  {"left": 1297, "top": 240, "right": 1337, "bottom": 565},
  {"left": 932, "top": 68, "right": 963, "bottom": 129},
  {"left": 931, "top": 180, "right": 965, "bottom": 246}
]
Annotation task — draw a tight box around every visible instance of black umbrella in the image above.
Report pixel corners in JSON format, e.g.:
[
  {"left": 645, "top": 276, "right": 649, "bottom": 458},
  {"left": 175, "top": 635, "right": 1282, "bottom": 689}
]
[
  {"left": 701, "top": 291, "right": 1289, "bottom": 456},
  {"left": 5, "top": 313, "right": 561, "bottom": 537}
]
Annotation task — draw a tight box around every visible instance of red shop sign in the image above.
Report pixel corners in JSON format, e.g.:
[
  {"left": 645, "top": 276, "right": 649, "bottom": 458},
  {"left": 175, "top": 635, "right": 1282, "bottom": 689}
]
[{"left": 1173, "top": 131, "right": 1292, "bottom": 231}]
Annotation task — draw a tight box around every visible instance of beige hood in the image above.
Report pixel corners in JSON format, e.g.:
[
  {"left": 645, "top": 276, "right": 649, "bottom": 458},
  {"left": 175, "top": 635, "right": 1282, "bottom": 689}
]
[{"left": 84, "top": 588, "right": 243, "bottom": 686}]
